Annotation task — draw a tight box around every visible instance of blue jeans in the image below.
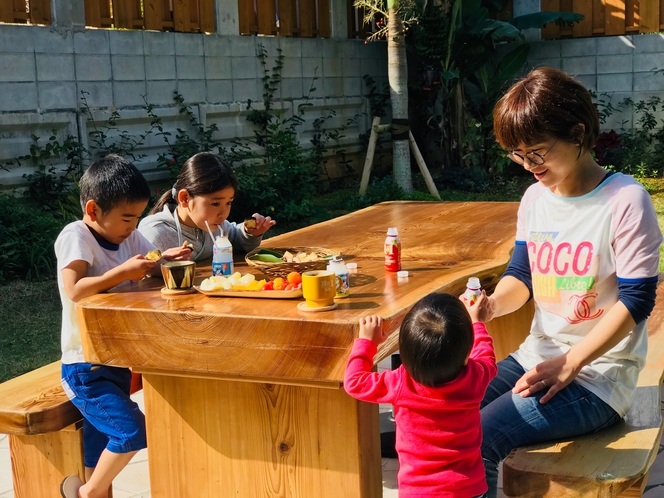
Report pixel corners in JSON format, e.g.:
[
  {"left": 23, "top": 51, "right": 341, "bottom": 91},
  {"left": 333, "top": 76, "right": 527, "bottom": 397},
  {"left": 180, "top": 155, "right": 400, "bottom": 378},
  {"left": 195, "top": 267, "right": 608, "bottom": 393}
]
[
  {"left": 480, "top": 356, "right": 621, "bottom": 498},
  {"left": 61, "top": 363, "right": 147, "bottom": 467}
]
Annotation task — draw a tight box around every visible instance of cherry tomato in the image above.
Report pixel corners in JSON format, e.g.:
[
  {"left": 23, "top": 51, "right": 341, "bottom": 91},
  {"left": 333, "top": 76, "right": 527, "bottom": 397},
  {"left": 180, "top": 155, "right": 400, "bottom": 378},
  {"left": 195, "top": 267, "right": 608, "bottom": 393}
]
[
  {"left": 286, "top": 272, "right": 302, "bottom": 285},
  {"left": 273, "top": 277, "right": 286, "bottom": 290},
  {"left": 262, "top": 281, "right": 274, "bottom": 291}
]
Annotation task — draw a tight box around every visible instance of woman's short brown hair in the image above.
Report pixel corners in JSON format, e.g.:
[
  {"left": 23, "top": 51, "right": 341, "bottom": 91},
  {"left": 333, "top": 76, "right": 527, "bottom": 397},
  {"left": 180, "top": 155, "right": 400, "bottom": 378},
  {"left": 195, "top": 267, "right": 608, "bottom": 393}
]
[{"left": 493, "top": 67, "right": 599, "bottom": 153}]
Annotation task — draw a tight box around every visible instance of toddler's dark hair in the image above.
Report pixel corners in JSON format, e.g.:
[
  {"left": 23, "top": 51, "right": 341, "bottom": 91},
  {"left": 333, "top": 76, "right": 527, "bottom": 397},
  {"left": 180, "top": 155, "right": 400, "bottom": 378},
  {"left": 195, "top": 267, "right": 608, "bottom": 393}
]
[
  {"left": 149, "top": 152, "right": 237, "bottom": 215},
  {"left": 79, "top": 154, "right": 151, "bottom": 213},
  {"left": 399, "top": 293, "right": 474, "bottom": 387},
  {"left": 493, "top": 67, "right": 599, "bottom": 154}
]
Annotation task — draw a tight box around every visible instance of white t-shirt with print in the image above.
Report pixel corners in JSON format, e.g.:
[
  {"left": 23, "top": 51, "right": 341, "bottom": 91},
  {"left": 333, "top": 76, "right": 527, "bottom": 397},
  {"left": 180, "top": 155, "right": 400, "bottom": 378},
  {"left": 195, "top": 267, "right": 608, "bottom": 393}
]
[
  {"left": 55, "top": 220, "right": 155, "bottom": 365},
  {"left": 510, "top": 173, "right": 662, "bottom": 417}
]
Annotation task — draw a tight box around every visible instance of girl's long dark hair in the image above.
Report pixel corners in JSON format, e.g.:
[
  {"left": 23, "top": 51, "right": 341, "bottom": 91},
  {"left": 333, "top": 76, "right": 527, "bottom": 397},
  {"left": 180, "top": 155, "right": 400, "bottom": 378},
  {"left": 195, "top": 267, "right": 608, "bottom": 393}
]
[{"left": 149, "top": 152, "right": 237, "bottom": 215}]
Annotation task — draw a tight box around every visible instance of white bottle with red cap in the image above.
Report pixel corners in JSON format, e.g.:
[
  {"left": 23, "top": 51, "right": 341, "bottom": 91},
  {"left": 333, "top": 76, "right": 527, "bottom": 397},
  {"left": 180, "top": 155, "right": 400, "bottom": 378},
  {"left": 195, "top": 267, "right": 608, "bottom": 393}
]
[{"left": 464, "top": 277, "right": 481, "bottom": 306}]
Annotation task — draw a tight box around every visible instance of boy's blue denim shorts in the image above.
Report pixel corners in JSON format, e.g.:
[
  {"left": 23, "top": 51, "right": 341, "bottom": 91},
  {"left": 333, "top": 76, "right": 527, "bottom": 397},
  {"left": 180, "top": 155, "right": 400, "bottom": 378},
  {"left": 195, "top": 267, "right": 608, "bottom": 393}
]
[{"left": 61, "top": 363, "right": 147, "bottom": 468}]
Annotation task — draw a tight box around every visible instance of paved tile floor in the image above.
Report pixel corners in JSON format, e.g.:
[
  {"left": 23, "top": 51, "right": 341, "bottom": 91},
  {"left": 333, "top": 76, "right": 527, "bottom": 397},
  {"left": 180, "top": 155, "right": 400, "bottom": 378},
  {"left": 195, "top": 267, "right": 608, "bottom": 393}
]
[{"left": 2, "top": 370, "right": 664, "bottom": 497}]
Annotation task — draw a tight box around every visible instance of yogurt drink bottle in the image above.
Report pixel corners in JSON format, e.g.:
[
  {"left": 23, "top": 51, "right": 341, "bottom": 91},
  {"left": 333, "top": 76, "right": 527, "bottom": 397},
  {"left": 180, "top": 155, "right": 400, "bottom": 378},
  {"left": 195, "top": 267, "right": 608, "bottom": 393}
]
[
  {"left": 464, "top": 277, "right": 481, "bottom": 306},
  {"left": 384, "top": 227, "right": 401, "bottom": 272},
  {"left": 327, "top": 256, "right": 350, "bottom": 298},
  {"left": 212, "top": 235, "right": 234, "bottom": 276}
]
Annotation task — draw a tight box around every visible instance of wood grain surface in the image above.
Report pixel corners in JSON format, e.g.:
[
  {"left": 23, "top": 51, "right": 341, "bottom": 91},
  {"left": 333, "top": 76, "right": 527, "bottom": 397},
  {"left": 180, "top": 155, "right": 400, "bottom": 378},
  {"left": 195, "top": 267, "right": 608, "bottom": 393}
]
[
  {"left": 77, "top": 201, "right": 520, "bottom": 384},
  {"left": 10, "top": 424, "right": 85, "bottom": 498},
  {"left": 76, "top": 201, "right": 523, "bottom": 498},
  {"left": 0, "top": 361, "right": 81, "bottom": 435},
  {"left": 503, "top": 275, "right": 664, "bottom": 498}
]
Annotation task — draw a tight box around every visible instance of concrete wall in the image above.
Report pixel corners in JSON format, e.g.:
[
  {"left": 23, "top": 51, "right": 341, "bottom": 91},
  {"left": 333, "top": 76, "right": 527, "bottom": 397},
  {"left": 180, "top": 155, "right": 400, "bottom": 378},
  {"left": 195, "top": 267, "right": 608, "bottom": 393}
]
[
  {"left": 526, "top": 34, "right": 664, "bottom": 131},
  {"left": 0, "top": 23, "right": 388, "bottom": 189}
]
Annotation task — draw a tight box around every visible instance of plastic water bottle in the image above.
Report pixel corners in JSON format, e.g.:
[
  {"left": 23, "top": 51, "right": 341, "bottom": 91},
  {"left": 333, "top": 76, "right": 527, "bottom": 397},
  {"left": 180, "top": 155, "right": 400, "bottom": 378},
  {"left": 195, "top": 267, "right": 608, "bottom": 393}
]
[
  {"left": 464, "top": 277, "right": 481, "bottom": 306},
  {"left": 327, "top": 256, "right": 350, "bottom": 298},
  {"left": 384, "top": 227, "right": 401, "bottom": 272},
  {"left": 212, "top": 235, "right": 233, "bottom": 276}
]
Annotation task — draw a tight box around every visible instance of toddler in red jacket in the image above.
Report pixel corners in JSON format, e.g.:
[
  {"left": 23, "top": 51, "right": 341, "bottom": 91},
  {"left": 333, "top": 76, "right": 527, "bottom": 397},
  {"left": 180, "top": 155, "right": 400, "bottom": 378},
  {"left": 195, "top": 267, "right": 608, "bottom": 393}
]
[{"left": 344, "top": 291, "right": 496, "bottom": 498}]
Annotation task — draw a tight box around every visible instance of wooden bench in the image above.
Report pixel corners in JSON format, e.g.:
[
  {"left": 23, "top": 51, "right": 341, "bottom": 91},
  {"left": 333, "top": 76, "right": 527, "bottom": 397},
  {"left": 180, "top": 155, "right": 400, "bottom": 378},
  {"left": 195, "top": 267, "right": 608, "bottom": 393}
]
[
  {"left": 501, "top": 275, "right": 664, "bottom": 498},
  {"left": 0, "top": 361, "right": 84, "bottom": 498}
]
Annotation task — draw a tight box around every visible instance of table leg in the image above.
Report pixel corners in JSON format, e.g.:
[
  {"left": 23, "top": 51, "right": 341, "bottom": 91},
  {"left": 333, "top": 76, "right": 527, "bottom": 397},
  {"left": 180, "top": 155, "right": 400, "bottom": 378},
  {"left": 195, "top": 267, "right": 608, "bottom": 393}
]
[{"left": 142, "top": 374, "right": 382, "bottom": 498}]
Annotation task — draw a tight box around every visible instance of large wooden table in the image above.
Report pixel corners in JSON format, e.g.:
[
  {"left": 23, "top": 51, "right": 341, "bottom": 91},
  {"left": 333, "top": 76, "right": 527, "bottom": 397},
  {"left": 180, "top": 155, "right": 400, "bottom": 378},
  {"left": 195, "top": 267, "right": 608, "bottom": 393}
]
[{"left": 77, "top": 201, "right": 529, "bottom": 498}]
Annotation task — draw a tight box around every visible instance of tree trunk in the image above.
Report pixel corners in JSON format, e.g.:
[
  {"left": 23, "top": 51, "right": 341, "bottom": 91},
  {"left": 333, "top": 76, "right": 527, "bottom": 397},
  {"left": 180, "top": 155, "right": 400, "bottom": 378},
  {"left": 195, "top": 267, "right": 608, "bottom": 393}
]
[{"left": 387, "top": 3, "right": 413, "bottom": 193}]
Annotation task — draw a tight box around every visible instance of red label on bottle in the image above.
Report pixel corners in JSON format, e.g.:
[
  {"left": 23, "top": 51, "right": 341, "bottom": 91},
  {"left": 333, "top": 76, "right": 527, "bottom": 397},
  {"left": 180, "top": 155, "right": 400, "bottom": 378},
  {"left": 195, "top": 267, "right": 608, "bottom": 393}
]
[{"left": 385, "top": 237, "right": 401, "bottom": 272}]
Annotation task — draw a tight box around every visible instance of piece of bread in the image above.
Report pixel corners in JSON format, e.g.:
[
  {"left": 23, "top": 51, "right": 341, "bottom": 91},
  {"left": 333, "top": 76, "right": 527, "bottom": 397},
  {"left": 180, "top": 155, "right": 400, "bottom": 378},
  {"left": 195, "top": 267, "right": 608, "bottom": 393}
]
[
  {"left": 244, "top": 217, "right": 257, "bottom": 229},
  {"left": 145, "top": 249, "right": 162, "bottom": 261}
]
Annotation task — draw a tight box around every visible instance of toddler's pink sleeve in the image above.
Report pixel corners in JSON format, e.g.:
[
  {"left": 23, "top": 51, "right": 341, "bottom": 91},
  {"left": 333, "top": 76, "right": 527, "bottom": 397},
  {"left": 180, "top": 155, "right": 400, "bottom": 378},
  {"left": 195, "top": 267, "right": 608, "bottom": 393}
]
[{"left": 343, "top": 339, "right": 399, "bottom": 404}]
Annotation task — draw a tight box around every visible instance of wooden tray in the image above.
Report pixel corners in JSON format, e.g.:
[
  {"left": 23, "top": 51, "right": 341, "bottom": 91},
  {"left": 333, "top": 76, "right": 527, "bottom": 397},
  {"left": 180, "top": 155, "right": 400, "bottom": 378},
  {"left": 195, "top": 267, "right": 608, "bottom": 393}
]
[{"left": 194, "top": 286, "right": 303, "bottom": 299}]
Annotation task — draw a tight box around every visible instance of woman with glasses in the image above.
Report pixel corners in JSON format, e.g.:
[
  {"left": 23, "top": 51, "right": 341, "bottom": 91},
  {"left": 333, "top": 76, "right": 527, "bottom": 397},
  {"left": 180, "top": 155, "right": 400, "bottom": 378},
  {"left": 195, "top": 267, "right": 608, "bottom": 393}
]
[{"left": 479, "top": 67, "right": 662, "bottom": 498}]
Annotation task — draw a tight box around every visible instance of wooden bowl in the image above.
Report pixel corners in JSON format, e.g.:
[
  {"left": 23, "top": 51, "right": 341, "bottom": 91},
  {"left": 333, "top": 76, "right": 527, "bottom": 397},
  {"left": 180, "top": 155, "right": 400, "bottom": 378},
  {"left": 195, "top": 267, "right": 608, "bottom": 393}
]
[{"left": 245, "top": 246, "right": 333, "bottom": 279}]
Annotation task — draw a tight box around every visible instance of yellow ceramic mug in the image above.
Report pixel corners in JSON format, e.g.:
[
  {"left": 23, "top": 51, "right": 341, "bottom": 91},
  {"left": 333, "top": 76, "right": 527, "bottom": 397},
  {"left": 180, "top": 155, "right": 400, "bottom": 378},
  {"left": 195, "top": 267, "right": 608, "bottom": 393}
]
[{"left": 302, "top": 270, "right": 336, "bottom": 308}]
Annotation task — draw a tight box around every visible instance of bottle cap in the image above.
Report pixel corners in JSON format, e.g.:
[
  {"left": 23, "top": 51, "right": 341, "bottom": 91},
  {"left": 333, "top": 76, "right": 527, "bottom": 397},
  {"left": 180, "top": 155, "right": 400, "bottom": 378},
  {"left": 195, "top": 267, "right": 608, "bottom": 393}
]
[
  {"left": 331, "top": 255, "right": 343, "bottom": 263},
  {"left": 397, "top": 270, "right": 409, "bottom": 278},
  {"left": 467, "top": 277, "right": 481, "bottom": 288},
  {"left": 346, "top": 262, "right": 358, "bottom": 269},
  {"left": 387, "top": 227, "right": 399, "bottom": 236}
]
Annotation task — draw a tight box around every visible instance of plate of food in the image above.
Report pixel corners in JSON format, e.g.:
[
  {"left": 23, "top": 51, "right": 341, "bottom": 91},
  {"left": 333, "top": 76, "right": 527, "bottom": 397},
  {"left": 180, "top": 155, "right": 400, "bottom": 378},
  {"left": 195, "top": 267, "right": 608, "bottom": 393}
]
[
  {"left": 195, "top": 287, "right": 303, "bottom": 299},
  {"left": 195, "top": 273, "right": 303, "bottom": 299}
]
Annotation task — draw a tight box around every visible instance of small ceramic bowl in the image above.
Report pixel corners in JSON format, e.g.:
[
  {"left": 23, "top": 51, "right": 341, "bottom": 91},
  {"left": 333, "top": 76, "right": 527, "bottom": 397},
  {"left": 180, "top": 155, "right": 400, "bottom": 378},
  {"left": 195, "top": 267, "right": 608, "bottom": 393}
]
[{"left": 161, "top": 261, "right": 196, "bottom": 290}]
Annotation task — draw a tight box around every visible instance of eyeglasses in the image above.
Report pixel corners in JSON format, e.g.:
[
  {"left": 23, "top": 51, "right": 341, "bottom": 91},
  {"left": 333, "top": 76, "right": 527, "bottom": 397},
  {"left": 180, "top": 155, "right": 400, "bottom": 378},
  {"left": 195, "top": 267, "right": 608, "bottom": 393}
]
[{"left": 508, "top": 139, "right": 559, "bottom": 166}]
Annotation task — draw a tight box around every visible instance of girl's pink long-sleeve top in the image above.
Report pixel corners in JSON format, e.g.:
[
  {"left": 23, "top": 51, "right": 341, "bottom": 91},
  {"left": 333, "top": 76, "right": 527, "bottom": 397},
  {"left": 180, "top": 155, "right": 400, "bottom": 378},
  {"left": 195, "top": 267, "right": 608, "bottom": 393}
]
[{"left": 344, "top": 323, "right": 497, "bottom": 498}]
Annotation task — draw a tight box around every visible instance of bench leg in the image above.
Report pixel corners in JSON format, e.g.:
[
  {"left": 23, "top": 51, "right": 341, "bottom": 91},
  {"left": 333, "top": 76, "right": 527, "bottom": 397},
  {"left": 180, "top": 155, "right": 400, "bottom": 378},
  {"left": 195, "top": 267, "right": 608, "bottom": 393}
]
[
  {"left": 617, "top": 474, "right": 648, "bottom": 497},
  {"left": 9, "top": 423, "right": 85, "bottom": 498}
]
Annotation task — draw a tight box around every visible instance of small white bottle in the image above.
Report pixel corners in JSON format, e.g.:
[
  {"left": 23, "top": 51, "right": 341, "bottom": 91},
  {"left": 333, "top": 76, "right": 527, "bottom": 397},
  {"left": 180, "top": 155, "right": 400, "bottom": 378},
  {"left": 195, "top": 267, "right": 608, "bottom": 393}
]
[
  {"left": 212, "top": 235, "right": 234, "bottom": 276},
  {"left": 464, "top": 277, "right": 481, "bottom": 306},
  {"left": 384, "top": 227, "right": 401, "bottom": 272},
  {"left": 327, "top": 256, "right": 350, "bottom": 298}
]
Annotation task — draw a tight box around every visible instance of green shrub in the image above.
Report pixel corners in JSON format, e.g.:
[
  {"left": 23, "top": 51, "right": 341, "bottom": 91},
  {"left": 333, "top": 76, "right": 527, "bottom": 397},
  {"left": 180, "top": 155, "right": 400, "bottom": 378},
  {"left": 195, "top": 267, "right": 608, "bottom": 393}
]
[{"left": 0, "top": 194, "right": 65, "bottom": 283}]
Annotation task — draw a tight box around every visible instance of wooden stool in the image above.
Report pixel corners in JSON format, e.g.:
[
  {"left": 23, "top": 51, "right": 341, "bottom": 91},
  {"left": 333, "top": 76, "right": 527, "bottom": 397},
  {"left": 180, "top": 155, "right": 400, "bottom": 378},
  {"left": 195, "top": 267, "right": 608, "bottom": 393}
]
[{"left": 0, "top": 361, "right": 84, "bottom": 498}]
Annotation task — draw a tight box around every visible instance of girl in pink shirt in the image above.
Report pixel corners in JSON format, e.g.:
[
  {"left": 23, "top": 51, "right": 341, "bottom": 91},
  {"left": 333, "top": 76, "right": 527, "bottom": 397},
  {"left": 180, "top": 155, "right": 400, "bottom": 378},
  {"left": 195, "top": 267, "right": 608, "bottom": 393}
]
[{"left": 344, "top": 292, "right": 496, "bottom": 498}]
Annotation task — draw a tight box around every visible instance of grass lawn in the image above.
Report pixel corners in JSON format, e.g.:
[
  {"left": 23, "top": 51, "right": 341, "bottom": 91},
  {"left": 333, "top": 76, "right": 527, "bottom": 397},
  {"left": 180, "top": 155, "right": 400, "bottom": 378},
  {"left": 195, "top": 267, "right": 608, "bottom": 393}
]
[
  {"left": 0, "top": 279, "right": 62, "bottom": 382},
  {"left": 2, "top": 179, "right": 663, "bottom": 383}
]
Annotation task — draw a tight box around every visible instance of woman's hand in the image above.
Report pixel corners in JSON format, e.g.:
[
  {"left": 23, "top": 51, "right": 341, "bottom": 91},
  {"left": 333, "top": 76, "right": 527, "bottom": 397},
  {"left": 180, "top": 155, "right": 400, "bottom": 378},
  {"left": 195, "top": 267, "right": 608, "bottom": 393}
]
[
  {"left": 246, "top": 213, "right": 276, "bottom": 237},
  {"left": 513, "top": 353, "right": 582, "bottom": 404}
]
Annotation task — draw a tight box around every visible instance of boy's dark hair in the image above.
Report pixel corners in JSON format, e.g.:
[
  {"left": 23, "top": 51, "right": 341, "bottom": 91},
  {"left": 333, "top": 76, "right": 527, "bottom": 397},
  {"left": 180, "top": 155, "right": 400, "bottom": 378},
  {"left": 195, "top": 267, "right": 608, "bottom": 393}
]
[
  {"left": 398, "top": 293, "right": 474, "bottom": 387},
  {"left": 493, "top": 67, "right": 599, "bottom": 154},
  {"left": 149, "top": 152, "right": 237, "bottom": 215},
  {"left": 79, "top": 154, "right": 151, "bottom": 213}
]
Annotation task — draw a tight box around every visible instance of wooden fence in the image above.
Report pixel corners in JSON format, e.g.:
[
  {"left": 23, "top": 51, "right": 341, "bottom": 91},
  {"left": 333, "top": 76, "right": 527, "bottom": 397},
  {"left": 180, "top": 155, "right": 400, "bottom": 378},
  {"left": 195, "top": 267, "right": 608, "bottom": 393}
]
[
  {"left": 84, "top": 0, "right": 215, "bottom": 32},
  {"left": 238, "top": 0, "right": 330, "bottom": 37},
  {"left": 542, "top": 0, "right": 664, "bottom": 39},
  {"left": 0, "top": 0, "right": 51, "bottom": 26},
  {"left": 346, "top": 0, "right": 513, "bottom": 39}
]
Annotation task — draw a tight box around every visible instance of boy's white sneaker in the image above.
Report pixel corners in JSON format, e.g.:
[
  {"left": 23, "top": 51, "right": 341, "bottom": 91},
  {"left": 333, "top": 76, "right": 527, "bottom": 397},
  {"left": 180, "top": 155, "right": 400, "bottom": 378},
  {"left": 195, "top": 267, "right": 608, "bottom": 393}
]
[{"left": 60, "top": 475, "right": 84, "bottom": 498}]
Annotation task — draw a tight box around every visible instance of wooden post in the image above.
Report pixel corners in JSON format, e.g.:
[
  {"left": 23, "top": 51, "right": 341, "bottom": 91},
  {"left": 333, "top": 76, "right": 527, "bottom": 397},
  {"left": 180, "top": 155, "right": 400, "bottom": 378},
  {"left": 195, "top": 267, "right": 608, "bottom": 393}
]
[
  {"left": 359, "top": 116, "right": 381, "bottom": 196},
  {"left": 10, "top": 424, "right": 85, "bottom": 498},
  {"left": 408, "top": 131, "right": 441, "bottom": 200}
]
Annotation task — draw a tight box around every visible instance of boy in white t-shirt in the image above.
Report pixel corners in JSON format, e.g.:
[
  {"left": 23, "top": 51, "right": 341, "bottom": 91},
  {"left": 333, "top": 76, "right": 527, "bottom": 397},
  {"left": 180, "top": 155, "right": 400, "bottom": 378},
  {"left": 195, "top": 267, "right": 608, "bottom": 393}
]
[{"left": 56, "top": 155, "right": 189, "bottom": 498}]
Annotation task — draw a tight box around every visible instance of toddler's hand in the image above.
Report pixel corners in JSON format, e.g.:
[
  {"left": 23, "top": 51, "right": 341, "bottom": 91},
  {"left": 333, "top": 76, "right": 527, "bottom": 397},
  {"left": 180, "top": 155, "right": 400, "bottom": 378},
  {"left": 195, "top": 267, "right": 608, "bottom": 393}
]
[
  {"left": 461, "top": 290, "right": 491, "bottom": 323},
  {"left": 359, "top": 315, "right": 387, "bottom": 345},
  {"left": 161, "top": 244, "right": 192, "bottom": 262},
  {"left": 245, "top": 213, "right": 276, "bottom": 237},
  {"left": 119, "top": 255, "right": 158, "bottom": 282}
]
